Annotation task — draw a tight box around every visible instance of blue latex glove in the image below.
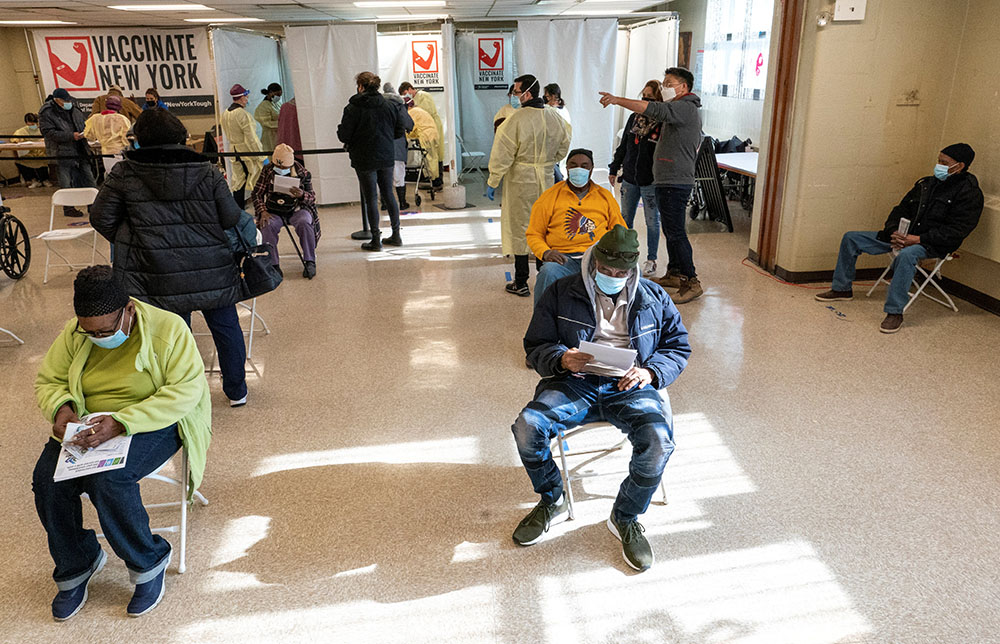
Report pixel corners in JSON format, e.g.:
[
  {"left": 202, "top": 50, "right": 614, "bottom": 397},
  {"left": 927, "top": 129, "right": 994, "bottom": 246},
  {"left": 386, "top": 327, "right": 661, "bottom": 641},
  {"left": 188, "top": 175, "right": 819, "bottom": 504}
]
[{"left": 487, "top": 186, "right": 496, "bottom": 201}]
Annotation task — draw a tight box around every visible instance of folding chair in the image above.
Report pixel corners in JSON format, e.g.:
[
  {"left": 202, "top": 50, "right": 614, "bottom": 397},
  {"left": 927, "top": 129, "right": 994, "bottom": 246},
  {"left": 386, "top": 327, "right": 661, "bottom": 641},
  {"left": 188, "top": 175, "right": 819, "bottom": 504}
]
[
  {"left": 37, "top": 187, "right": 105, "bottom": 284},
  {"left": 553, "top": 388, "right": 671, "bottom": 521},
  {"left": 0, "top": 326, "right": 24, "bottom": 344},
  {"left": 87, "top": 447, "right": 208, "bottom": 574},
  {"left": 456, "top": 133, "right": 487, "bottom": 188},
  {"left": 280, "top": 219, "right": 305, "bottom": 268},
  {"left": 197, "top": 298, "right": 270, "bottom": 379},
  {"left": 865, "top": 252, "right": 958, "bottom": 313}
]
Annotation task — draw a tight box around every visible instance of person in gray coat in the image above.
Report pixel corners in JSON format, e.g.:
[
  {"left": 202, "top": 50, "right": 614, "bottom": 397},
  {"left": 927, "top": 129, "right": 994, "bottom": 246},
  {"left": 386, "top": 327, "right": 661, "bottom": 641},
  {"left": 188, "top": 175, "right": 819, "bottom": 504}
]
[
  {"left": 600, "top": 67, "right": 705, "bottom": 304},
  {"left": 38, "top": 88, "right": 96, "bottom": 218},
  {"left": 383, "top": 83, "right": 415, "bottom": 209}
]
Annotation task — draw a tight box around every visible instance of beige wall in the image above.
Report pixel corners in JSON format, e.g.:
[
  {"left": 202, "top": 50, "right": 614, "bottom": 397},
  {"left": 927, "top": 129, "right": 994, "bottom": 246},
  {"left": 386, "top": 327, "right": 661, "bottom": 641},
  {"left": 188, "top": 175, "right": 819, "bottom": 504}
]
[
  {"left": 771, "top": 0, "right": 977, "bottom": 278},
  {"left": 0, "top": 28, "right": 45, "bottom": 180}
]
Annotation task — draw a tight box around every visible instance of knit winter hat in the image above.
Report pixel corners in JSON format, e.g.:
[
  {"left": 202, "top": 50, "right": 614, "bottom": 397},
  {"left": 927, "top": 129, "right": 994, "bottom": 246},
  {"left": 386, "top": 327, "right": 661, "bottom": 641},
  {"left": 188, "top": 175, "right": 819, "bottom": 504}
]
[
  {"left": 272, "top": 143, "right": 294, "bottom": 167},
  {"left": 74, "top": 266, "right": 129, "bottom": 317},
  {"left": 594, "top": 225, "right": 639, "bottom": 270},
  {"left": 941, "top": 143, "right": 975, "bottom": 168}
]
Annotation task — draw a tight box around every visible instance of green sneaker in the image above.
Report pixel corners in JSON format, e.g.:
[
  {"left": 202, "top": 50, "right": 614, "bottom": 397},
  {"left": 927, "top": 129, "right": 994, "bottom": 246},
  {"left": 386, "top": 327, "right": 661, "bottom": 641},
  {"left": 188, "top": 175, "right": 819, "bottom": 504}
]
[
  {"left": 512, "top": 495, "right": 569, "bottom": 546},
  {"left": 607, "top": 514, "right": 653, "bottom": 571}
]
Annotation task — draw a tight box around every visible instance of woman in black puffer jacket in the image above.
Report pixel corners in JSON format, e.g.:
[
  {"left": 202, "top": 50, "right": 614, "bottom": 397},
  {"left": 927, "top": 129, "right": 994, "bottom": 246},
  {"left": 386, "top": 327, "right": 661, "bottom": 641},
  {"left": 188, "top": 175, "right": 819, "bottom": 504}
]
[{"left": 91, "top": 108, "right": 250, "bottom": 407}]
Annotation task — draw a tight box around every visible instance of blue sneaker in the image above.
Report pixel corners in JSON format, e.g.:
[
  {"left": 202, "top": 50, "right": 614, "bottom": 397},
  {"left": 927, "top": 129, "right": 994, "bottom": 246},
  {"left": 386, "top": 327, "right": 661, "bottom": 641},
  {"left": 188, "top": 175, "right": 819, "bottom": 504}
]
[
  {"left": 52, "top": 550, "right": 107, "bottom": 621},
  {"left": 126, "top": 553, "right": 170, "bottom": 618}
]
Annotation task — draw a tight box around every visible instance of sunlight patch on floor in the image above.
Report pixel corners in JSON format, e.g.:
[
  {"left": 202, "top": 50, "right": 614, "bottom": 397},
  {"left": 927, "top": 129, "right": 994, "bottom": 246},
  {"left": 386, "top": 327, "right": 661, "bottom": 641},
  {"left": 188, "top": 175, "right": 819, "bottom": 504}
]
[{"left": 252, "top": 437, "right": 482, "bottom": 476}]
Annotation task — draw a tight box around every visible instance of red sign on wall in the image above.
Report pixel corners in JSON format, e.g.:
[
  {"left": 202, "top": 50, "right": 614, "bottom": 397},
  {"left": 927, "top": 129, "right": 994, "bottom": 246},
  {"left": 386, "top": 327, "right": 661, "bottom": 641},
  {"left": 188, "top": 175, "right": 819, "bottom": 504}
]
[
  {"left": 478, "top": 38, "right": 503, "bottom": 71},
  {"left": 45, "top": 36, "right": 100, "bottom": 91},
  {"left": 411, "top": 41, "right": 438, "bottom": 74}
]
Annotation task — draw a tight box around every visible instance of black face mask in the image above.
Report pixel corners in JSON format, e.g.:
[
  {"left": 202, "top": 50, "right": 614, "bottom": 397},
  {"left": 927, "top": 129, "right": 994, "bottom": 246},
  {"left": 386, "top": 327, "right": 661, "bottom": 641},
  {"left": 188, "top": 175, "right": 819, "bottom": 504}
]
[{"left": 641, "top": 97, "right": 653, "bottom": 101}]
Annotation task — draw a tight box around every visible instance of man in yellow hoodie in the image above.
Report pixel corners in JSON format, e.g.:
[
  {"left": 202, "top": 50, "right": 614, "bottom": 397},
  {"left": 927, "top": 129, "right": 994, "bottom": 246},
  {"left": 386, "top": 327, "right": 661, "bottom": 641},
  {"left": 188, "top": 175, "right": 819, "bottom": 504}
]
[
  {"left": 33, "top": 266, "right": 210, "bottom": 620},
  {"left": 527, "top": 148, "right": 626, "bottom": 305}
]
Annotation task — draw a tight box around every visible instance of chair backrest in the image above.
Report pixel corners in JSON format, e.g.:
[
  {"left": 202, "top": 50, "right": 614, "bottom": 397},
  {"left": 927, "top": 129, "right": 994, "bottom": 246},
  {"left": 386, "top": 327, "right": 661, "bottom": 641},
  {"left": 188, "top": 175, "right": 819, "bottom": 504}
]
[{"left": 52, "top": 187, "right": 99, "bottom": 208}]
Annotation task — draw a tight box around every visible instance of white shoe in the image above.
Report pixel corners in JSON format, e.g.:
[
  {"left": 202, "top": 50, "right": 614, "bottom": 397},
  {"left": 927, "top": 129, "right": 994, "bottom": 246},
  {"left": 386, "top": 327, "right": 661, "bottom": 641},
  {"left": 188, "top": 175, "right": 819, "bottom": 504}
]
[
  {"left": 642, "top": 260, "right": 657, "bottom": 277},
  {"left": 42, "top": 180, "right": 54, "bottom": 187},
  {"left": 229, "top": 395, "right": 248, "bottom": 408},
  {"left": 27, "top": 180, "right": 41, "bottom": 189}
]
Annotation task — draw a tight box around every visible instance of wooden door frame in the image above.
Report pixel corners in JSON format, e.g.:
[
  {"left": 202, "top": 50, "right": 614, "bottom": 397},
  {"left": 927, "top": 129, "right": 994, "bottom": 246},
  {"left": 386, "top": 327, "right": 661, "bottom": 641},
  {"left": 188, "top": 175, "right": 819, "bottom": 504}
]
[{"left": 756, "top": 0, "right": 807, "bottom": 271}]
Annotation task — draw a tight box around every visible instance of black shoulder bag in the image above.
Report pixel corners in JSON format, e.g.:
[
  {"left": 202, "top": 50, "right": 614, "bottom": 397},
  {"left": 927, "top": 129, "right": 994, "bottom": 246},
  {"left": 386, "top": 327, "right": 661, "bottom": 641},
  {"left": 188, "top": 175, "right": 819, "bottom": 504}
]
[{"left": 235, "top": 228, "right": 283, "bottom": 300}]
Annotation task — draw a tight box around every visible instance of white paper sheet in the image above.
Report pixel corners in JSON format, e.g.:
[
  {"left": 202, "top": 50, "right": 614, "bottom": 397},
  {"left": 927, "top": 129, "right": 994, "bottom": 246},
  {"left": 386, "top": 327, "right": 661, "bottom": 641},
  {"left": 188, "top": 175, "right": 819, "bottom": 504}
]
[
  {"left": 578, "top": 340, "right": 637, "bottom": 372},
  {"left": 272, "top": 174, "right": 299, "bottom": 194},
  {"left": 54, "top": 414, "right": 132, "bottom": 482}
]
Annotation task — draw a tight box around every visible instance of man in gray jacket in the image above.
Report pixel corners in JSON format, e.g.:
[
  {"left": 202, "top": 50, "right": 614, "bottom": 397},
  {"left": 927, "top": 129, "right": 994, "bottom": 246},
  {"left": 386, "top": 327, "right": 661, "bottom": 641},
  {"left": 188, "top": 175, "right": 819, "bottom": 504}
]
[
  {"left": 39, "top": 88, "right": 97, "bottom": 218},
  {"left": 600, "top": 67, "right": 704, "bottom": 303},
  {"left": 382, "top": 83, "right": 415, "bottom": 209}
]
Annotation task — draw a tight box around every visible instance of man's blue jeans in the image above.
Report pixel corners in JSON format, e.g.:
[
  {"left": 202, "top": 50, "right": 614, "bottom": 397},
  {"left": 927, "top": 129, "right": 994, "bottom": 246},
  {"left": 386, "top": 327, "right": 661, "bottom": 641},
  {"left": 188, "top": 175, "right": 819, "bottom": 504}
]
[
  {"left": 655, "top": 185, "right": 696, "bottom": 278},
  {"left": 32, "top": 425, "right": 182, "bottom": 589},
  {"left": 511, "top": 374, "right": 674, "bottom": 523},
  {"left": 180, "top": 306, "right": 247, "bottom": 401},
  {"left": 533, "top": 255, "right": 582, "bottom": 306},
  {"left": 832, "top": 231, "right": 931, "bottom": 314},
  {"left": 620, "top": 181, "right": 659, "bottom": 262},
  {"left": 56, "top": 157, "right": 96, "bottom": 216}
]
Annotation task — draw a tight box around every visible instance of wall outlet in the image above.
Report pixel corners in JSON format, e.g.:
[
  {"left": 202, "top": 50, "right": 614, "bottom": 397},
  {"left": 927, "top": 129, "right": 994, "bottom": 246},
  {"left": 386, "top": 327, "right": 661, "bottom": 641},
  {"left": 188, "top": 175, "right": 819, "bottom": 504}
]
[{"left": 833, "top": 0, "right": 866, "bottom": 21}]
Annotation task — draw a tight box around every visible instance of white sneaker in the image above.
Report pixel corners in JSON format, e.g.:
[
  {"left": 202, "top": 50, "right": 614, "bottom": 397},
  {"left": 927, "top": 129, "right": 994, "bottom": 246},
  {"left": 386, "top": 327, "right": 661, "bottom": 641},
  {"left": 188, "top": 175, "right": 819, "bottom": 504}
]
[
  {"left": 229, "top": 395, "right": 248, "bottom": 408},
  {"left": 642, "top": 260, "right": 657, "bottom": 277},
  {"left": 27, "top": 180, "right": 41, "bottom": 189},
  {"left": 42, "top": 180, "right": 54, "bottom": 187}
]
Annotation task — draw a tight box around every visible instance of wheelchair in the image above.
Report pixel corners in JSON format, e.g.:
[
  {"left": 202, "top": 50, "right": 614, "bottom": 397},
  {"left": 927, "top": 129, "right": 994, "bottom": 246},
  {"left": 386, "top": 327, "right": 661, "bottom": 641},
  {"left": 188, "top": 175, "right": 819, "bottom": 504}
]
[{"left": 0, "top": 199, "right": 31, "bottom": 280}]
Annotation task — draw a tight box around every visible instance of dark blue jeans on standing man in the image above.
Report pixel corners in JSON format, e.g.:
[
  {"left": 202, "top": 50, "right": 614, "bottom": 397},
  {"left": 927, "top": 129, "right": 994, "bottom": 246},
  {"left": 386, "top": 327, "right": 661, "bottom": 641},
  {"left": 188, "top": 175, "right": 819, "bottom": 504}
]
[
  {"left": 180, "top": 306, "right": 247, "bottom": 401},
  {"left": 655, "top": 184, "right": 696, "bottom": 278},
  {"left": 32, "top": 425, "right": 182, "bottom": 589},
  {"left": 511, "top": 374, "right": 674, "bottom": 523},
  {"left": 356, "top": 166, "right": 400, "bottom": 238}
]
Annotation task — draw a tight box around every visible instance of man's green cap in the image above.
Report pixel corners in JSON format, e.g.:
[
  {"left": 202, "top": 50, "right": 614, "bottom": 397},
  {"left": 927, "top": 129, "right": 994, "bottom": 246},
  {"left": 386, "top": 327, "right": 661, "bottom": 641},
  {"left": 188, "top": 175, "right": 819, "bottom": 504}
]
[{"left": 594, "top": 224, "right": 639, "bottom": 270}]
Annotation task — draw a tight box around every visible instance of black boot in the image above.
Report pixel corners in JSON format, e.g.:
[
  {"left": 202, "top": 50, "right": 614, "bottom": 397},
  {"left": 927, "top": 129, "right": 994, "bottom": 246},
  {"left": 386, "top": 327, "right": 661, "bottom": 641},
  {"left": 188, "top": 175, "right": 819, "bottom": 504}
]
[
  {"left": 362, "top": 232, "right": 382, "bottom": 251},
  {"left": 383, "top": 229, "right": 403, "bottom": 246},
  {"left": 396, "top": 186, "right": 410, "bottom": 210}
]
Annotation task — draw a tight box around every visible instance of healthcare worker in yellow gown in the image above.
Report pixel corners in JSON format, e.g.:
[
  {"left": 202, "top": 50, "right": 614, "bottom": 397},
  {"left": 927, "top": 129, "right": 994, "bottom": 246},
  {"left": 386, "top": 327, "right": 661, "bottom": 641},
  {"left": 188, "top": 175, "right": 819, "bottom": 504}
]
[
  {"left": 400, "top": 82, "right": 445, "bottom": 187},
  {"left": 220, "top": 83, "right": 263, "bottom": 209},
  {"left": 254, "top": 83, "right": 282, "bottom": 153},
  {"left": 487, "top": 74, "right": 572, "bottom": 297},
  {"left": 404, "top": 96, "right": 440, "bottom": 181}
]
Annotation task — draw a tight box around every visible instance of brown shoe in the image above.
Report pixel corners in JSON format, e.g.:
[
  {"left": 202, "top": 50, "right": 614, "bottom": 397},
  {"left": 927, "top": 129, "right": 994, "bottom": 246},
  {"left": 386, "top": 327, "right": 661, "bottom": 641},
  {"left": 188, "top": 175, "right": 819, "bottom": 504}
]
[
  {"left": 654, "top": 272, "right": 684, "bottom": 290},
  {"left": 672, "top": 277, "right": 703, "bottom": 304},
  {"left": 879, "top": 314, "right": 904, "bottom": 334},
  {"left": 814, "top": 289, "right": 853, "bottom": 302}
]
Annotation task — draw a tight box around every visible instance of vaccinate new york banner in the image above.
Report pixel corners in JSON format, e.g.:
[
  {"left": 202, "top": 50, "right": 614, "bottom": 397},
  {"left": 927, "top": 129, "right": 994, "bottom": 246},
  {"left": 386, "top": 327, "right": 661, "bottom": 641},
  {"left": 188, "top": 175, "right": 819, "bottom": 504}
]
[{"left": 32, "top": 28, "right": 216, "bottom": 115}]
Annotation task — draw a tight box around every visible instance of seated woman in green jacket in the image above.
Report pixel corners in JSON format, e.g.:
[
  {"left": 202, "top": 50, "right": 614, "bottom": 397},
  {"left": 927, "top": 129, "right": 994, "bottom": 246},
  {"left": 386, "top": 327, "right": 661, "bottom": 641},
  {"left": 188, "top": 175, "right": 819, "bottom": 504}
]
[{"left": 32, "top": 266, "right": 211, "bottom": 621}]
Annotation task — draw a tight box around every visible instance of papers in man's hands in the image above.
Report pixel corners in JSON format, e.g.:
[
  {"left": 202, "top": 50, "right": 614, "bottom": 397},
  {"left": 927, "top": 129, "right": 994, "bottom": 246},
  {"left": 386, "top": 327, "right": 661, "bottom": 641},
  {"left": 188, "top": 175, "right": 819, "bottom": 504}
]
[
  {"left": 272, "top": 174, "right": 299, "bottom": 195},
  {"left": 54, "top": 413, "right": 132, "bottom": 482},
  {"left": 578, "top": 341, "right": 637, "bottom": 372},
  {"left": 897, "top": 217, "right": 911, "bottom": 236}
]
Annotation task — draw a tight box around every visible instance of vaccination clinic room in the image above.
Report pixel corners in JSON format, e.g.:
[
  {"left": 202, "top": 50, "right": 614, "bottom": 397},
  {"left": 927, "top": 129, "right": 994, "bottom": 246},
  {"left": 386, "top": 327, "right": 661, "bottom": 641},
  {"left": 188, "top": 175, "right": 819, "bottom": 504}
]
[{"left": 0, "top": 0, "right": 998, "bottom": 642}]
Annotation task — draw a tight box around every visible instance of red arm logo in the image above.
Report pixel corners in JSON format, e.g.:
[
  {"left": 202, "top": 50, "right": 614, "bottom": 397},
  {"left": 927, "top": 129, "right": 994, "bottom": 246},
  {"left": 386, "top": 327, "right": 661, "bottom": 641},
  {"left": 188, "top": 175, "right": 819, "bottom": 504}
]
[
  {"left": 50, "top": 42, "right": 89, "bottom": 87},
  {"left": 413, "top": 44, "right": 435, "bottom": 71},
  {"left": 479, "top": 41, "right": 501, "bottom": 68}
]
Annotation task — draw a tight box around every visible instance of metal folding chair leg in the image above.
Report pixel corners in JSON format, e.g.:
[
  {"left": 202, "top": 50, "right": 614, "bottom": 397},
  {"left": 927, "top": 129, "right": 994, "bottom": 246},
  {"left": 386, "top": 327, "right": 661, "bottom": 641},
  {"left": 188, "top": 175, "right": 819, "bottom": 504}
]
[
  {"left": 0, "top": 327, "right": 24, "bottom": 344},
  {"left": 866, "top": 253, "right": 957, "bottom": 312},
  {"left": 281, "top": 220, "right": 305, "bottom": 267}
]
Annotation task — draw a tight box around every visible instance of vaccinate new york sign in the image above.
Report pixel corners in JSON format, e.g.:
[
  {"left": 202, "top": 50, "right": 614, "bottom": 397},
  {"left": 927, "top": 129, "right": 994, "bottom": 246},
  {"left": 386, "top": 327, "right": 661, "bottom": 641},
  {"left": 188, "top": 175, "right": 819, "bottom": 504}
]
[{"left": 32, "top": 28, "right": 216, "bottom": 115}]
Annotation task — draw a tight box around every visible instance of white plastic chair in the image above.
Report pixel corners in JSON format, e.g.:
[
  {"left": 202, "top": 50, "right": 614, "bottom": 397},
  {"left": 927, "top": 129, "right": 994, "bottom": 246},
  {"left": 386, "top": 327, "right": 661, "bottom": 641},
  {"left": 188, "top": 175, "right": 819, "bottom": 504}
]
[
  {"left": 866, "top": 252, "right": 958, "bottom": 313},
  {"left": 88, "top": 447, "right": 208, "bottom": 574},
  {"left": 553, "top": 388, "right": 671, "bottom": 521},
  {"left": 37, "top": 187, "right": 105, "bottom": 284}
]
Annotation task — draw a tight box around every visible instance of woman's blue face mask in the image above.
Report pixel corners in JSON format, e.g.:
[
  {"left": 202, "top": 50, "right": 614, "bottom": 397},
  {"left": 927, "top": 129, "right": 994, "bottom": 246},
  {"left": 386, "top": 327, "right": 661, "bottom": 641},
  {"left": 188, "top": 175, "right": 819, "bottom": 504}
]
[
  {"left": 87, "top": 309, "right": 131, "bottom": 350},
  {"left": 274, "top": 167, "right": 291, "bottom": 176}
]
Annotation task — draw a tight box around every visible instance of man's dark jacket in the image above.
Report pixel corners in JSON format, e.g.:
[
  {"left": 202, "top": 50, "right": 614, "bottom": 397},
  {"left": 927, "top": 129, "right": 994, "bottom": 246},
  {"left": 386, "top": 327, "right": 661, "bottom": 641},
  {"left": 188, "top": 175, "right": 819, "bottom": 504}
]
[
  {"left": 90, "top": 145, "right": 243, "bottom": 314},
  {"left": 878, "top": 172, "right": 984, "bottom": 257}
]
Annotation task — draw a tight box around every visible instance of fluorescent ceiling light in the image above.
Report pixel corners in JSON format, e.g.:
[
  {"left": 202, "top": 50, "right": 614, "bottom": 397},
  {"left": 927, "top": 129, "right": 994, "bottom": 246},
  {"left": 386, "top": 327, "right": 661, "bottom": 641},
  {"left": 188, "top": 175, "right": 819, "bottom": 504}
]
[
  {"left": 375, "top": 13, "right": 447, "bottom": 19},
  {"left": 110, "top": 4, "right": 214, "bottom": 10},
  {"left": 355, "top": 1, "right": 446, "bottom": 7},
  {"left": 185, "top": 17, "right": 264, "bottom": 22},
  {"left": 563, "top": 8, "right": 630, "bottom": 14},
  {"left": 0, "top": 19, "right": 77, "bottom": 24}
]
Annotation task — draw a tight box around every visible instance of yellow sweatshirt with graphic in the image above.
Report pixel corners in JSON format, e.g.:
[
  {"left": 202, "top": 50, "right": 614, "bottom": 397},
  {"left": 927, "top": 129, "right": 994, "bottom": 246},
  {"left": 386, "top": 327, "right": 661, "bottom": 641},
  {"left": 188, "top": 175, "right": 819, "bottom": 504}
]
[{"left": 526, "top": 181, "right": 626, "bottom": 259}]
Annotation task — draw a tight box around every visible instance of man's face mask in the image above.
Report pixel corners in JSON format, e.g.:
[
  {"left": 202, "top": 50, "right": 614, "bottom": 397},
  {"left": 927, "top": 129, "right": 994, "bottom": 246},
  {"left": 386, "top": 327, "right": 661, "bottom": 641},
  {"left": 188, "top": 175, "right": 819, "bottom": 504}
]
[
  {"left": 567, "top": 167, "right": 591, "bottom": 188},
  {"left": 934, "top": 162, "right": 957, "bottom": 181}
]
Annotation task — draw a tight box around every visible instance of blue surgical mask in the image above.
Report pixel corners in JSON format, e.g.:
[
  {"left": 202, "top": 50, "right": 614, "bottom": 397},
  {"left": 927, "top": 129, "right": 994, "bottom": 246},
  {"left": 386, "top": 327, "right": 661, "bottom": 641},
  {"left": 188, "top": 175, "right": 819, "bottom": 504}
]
[
  {"left": 933, "top": 163, "right": 953, "bottom": 181},
  {"left": 275, "top": 167, "right": 291, "bottom": 176},
  {"left": 87, "top": 311, "right": 130, "bottom": 350},
  {"left": 510, "top": 95, "right": 520, "bottom": 109},
  {"left": 28, "top": 124, "right": 39, "bottom": 131},
  {"left": 594, "top": 271, "right": 628, "bottom": 295},
  {"left": 61, "top": 101, "right": 74, "bottom": 111},
  {"left": 567, "top": 167, "right": 591, "bottom": 188}
]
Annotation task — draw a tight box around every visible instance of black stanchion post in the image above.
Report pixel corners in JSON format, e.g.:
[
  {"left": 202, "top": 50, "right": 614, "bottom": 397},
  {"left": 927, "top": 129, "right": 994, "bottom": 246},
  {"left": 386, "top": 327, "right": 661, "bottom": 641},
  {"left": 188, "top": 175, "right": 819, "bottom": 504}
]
[{"left": 351, "top": 181, "right": 371, "bottom": 240}]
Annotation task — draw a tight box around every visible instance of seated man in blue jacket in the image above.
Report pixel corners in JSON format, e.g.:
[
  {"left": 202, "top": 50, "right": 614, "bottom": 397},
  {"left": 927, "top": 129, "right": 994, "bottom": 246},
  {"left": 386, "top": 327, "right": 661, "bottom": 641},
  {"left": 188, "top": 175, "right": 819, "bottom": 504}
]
[
  {"left": 816, "top": 143, "right": 984, "bottom": 333},
  {"left": 510, "top": 225, "right": 691, "bottom": 572}
]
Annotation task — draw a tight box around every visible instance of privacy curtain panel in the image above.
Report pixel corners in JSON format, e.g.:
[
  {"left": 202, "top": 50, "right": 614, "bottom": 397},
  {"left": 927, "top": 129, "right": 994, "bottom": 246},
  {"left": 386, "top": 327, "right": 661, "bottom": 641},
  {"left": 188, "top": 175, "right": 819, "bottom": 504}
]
[
  {"left": 516, "top": 18, "right": 618, "bottom": 173},
  {"left": 455, "top": 31, "right": 515, "bottom": 173},
  {"left": 285, "top": 23, "right": 378, "bottom": 205}
]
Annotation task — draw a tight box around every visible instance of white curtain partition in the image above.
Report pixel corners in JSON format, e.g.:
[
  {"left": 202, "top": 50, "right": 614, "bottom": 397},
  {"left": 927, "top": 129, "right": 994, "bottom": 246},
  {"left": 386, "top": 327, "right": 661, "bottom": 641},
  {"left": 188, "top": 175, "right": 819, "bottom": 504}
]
[
  {"left": 516, "top": 18, "right": 618, "bottom": 178},
  {"left": 376, "top": 33, "right": 450, "bottom": 148},
  {"left": 286, "top": 24, "right": 379, "bottom": 205},
  {"left": 615, "top": 18, "right": 679, "bottom": 149},
  {"left": 212, "top": 29, "right": 286, "bottom": 181},
  {"left": 455, "top": 31, "right": 516, "bottom": 174}
]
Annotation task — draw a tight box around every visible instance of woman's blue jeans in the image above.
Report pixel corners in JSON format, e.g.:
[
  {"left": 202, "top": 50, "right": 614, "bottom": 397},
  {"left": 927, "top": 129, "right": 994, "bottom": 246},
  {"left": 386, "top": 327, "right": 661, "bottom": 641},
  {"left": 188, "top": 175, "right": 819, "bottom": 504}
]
[
  {"left": 620, "top": 181, "right": 659, "bottom": 262},
  {"left": 32, "top": 426, "right": 182, "bottom": 589},
  {"left": 511, "top": 375, "right": 674, "bottom": 523},
  {"left": 180, "top": 306, "right": 247, "bottom": 401}
]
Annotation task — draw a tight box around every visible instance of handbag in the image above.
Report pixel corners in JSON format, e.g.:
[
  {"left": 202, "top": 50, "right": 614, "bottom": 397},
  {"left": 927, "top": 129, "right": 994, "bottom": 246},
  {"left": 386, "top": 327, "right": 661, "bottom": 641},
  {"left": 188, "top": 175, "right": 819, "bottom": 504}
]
[
  {"left": 235, "top": 232, "right": 283, "bottom": 300},
  {"left": 265, "top": 191, "right": 298, "bottom": 218}
]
